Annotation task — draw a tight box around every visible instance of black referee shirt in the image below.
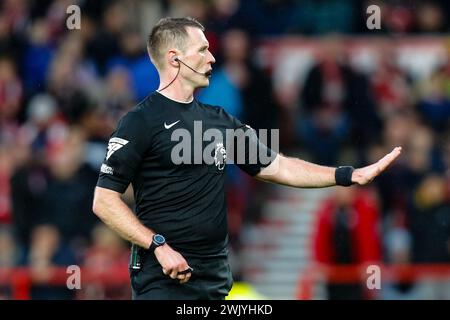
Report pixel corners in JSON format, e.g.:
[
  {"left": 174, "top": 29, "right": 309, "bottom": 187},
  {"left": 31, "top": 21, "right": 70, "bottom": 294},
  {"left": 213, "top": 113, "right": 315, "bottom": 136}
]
[{"left": 97, "top": 92, "right": 276, "bottom": 259}]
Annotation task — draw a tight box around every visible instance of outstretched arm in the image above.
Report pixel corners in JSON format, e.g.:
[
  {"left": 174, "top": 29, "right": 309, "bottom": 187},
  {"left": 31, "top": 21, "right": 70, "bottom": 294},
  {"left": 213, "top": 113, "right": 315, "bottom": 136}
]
[{"left": 256, "top": 147, "right": 402, "bottom": 188}]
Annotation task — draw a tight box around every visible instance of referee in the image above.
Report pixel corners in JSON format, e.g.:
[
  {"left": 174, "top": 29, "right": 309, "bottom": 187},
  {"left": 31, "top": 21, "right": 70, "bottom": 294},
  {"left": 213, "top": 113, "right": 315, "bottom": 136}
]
[{"left": 92, "top": 17, "right": 402, "bottom": 300}]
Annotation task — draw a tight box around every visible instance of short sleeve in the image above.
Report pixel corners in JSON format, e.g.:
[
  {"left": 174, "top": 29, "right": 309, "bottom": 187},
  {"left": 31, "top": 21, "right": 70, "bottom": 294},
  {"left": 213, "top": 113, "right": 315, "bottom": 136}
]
[
  {"left": 220, "top": 108, "right": 278, "bottom": 176},
  {"left": 96, "top": 110, "right": 151, "bottom": 193}
]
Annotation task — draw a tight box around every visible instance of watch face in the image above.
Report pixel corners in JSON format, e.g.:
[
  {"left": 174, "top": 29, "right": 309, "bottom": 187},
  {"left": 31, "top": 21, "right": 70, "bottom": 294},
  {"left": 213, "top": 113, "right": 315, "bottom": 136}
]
[{"left": 154, "top": 234, "right": 165, "bottom": 245}]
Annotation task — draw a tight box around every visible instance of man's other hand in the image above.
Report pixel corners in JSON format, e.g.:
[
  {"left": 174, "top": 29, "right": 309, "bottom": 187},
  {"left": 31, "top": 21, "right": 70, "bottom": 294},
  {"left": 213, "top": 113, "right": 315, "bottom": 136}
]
[{"left": 154, "top": 244, "right": 193, "bottom": 284}]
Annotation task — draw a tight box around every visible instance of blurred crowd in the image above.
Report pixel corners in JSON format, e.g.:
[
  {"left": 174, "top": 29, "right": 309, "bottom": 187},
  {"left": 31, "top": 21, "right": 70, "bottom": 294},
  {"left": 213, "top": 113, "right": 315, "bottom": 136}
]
[{"left": 0, "top": 0, "right": 450, "bottom": 299}]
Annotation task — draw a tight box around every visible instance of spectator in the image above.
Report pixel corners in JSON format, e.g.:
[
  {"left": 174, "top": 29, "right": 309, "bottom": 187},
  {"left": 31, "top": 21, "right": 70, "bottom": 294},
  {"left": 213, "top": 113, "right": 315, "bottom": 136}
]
[
  {"left": 298, "top": 38, "right": 357, "bottom": 165},
  {"left": 11, "top": 129, "right": 99, "bottom": 249},
  {"left": 106, "top": 28, "right": 159, "bottom": 101},
  {"left": 85, "top": 1, "right": 127, "bottom": 75},
  {"left": 410, "top": 174, "right": 450, "bottom": 263},
  {"left": 382, "top": 216, "right": 421, "bottom": 299},
  {"left": 371, "top": 41, "right": 412, "bottom": 118},
  {"left": 416, "top": 61, "right": 450, "bottom": 133},
  {"left": 313, "top": 187, "right": 382, "bottom": 299},
  {"left": 0, "top": 57, "right": 23, "bottom": 122},
  {"left": 21, "top": 224, "right": 77, "bottom": 299},
  {"left": 47, "top": 34, "right": 100, "bottom": 104},
  {"left": 40, "top": 129, "right": 100, "bottom": 247},
  {"left": 102, "top": 66, "right": 135, "bottom": 123},
  {"left": 82, "top": 224, "right": 130, "bottom": 299},
  {"left": 22, "top": 19, "right": 54, "bottom": 96},
  {"left": 199, "top": 29, "right": 279, "bottom": 130},
  {"left": 372, "top": 113, "right": 419, "bottom": 218}
]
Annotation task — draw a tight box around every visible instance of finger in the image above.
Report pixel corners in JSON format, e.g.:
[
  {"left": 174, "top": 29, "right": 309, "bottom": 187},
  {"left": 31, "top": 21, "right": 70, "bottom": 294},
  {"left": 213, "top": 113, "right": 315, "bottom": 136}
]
[
  {"left": 378, "top": 147, "right": 402, "bottom": 170},
  {"left": 382, "top": 147, "right": 402, "bottom": 163},
  {"left": 179, "top": 273, "right": 191, "bottom": 284},
  {"left": 162, "top": 268, "right": 169, "bottom": 275},
  {"left": 374, "top": 147, "right": 401, "bottom": 172},
  {"left": 177, "top": 273, "right": 186, "bottom": 280},
  {"left": 170, "top": 269, "right": 178, "bottom": 279}
]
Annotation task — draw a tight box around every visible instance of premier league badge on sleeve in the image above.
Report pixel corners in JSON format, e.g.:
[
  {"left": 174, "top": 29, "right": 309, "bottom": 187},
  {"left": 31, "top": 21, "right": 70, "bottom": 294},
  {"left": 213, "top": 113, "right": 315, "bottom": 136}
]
[{"left": 214, "top": 142, "right": 227, "bottom": 171}]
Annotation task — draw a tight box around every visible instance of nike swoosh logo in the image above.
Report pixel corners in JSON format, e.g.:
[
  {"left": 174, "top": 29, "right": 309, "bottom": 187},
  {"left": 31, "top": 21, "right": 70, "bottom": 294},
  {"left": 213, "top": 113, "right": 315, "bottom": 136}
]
[{"left": 164, "top": 120, "right": 180, "bottom": 129}]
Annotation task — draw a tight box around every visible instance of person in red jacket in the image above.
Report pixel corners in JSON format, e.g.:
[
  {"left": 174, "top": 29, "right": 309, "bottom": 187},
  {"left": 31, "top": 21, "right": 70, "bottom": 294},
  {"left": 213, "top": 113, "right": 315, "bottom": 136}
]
[{"left": 313, "top": 187, "right": 381, "bottom": 299}]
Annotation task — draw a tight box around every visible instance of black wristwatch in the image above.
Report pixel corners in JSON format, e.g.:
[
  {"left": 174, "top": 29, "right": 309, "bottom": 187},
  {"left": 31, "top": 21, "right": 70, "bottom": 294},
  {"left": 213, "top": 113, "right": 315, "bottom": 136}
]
[{"left": 149, "top": 234, "right": 166, "bottom": 252}]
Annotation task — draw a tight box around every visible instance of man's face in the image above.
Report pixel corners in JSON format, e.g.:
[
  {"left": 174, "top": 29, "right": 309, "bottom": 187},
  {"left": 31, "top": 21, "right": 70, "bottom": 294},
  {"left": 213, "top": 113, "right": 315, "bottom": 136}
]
[{"left": 179, "top": 27, "right": 216, "bottom": 88}]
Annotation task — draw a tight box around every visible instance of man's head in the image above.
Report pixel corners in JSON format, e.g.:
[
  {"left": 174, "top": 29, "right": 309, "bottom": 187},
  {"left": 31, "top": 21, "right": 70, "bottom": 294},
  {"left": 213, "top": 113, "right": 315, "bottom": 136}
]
[{"left": 147, "top": 17, "right": 215, "bottom": 88}]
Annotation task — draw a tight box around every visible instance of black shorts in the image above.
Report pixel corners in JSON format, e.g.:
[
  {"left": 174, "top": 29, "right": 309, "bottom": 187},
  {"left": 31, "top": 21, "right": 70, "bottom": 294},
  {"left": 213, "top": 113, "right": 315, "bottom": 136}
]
[{"left": 130, "top": 253, "right": 233, "bottom": 300}]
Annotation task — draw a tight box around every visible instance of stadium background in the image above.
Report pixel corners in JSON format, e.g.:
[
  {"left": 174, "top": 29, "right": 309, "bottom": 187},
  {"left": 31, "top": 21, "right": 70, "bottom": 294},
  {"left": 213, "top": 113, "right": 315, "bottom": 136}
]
[{"left": 1, "top": 0, "right": 450, "bottom": 299}]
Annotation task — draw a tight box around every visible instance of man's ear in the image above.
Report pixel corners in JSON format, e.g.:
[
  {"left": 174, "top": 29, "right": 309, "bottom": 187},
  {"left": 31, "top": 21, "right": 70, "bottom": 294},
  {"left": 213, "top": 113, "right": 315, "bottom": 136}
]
[{"left": 168, "top": 50, "right": 180, "bottom": 67}]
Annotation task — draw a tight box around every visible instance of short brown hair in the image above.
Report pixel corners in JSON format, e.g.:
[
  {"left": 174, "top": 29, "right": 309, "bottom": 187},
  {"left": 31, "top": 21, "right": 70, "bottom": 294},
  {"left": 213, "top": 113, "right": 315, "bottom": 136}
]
[{"left": 147, "top": 17, "right": 205, "bottom": 70}]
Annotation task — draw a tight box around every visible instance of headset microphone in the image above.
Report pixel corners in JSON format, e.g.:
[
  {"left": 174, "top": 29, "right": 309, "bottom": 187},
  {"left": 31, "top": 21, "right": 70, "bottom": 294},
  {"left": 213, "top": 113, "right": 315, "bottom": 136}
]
[
  {"left": 158, "top": 57, "right": 212, "bottom": 92},
  {"left": 174, "top": 57, "right": 212, "bottom": 77}
]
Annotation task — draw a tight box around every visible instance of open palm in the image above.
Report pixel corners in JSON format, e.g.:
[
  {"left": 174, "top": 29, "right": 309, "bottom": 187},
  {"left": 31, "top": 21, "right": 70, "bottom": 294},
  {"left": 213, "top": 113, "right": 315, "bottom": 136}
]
[{"left": 352, "top": 147, "right": 402, "bottom": 185}]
